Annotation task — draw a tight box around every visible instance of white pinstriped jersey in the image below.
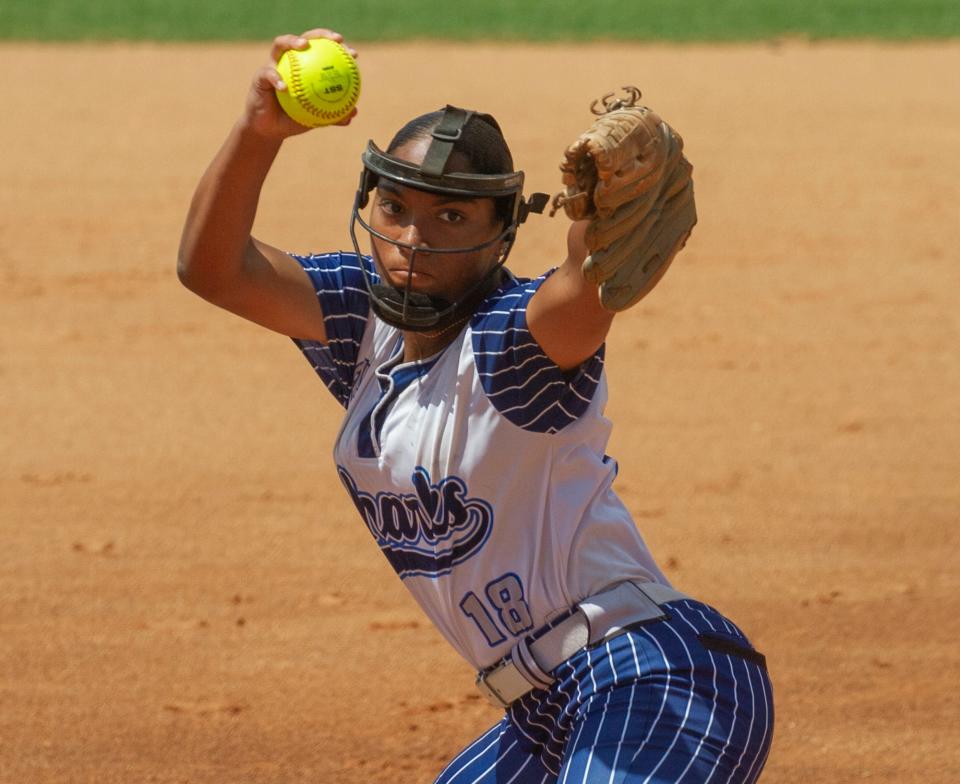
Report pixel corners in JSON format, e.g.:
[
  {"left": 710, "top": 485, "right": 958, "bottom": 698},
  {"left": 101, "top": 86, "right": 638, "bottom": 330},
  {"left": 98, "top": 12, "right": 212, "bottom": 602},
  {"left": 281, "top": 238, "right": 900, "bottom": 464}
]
[{"left": 293, "top": 252, "right": 668, "bottom": 670}]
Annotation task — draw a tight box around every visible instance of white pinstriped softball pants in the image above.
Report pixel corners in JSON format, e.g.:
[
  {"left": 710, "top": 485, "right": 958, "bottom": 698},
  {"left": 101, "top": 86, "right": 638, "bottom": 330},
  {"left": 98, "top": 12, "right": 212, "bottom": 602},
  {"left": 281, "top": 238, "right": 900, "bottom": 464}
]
[{"left": 434, "top": 599, "right": 773, "bottom": 783}]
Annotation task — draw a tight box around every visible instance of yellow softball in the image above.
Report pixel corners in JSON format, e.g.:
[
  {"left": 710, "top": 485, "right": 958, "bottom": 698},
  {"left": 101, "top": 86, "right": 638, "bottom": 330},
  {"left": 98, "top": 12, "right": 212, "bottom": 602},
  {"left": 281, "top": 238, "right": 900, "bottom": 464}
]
[{"left": 275, "top": 38, "right": 361, "bottom": 128}]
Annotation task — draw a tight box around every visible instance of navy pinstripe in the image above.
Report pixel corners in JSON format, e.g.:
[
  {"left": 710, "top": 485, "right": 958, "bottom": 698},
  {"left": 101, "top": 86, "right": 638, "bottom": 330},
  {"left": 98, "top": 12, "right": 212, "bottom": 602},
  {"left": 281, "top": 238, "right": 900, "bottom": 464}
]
[{"left": 434, "top": 600, "right": 773, "bottom": 783}]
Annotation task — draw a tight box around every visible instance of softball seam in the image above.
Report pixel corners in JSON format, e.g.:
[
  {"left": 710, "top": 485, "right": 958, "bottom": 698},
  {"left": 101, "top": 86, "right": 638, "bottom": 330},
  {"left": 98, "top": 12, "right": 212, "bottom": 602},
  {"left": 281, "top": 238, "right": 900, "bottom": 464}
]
[{"left": 287, "top": 46, "right": 360, "bottom": 125}]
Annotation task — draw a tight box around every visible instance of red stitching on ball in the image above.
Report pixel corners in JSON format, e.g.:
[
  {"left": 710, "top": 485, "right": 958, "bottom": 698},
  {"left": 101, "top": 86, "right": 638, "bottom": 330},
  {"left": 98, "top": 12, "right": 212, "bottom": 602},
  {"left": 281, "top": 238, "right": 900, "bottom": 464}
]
[{"left": 288, "top": 47, "right": 359, "bottom": 123}]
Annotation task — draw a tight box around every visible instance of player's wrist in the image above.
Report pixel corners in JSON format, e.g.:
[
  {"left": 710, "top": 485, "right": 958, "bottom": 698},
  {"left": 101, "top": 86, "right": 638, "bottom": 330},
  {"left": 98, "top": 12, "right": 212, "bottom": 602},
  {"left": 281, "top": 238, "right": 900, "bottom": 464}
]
[{"left": 234, "top": 115, "right": 290, "bottom": 147}]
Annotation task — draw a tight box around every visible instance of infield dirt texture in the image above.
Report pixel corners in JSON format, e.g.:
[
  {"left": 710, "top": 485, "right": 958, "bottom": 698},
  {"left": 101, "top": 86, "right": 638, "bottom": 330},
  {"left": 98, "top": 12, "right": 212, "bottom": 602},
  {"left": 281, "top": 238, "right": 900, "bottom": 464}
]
[{"left": 1, "top": 41, "right": 958, "bottom": 783}]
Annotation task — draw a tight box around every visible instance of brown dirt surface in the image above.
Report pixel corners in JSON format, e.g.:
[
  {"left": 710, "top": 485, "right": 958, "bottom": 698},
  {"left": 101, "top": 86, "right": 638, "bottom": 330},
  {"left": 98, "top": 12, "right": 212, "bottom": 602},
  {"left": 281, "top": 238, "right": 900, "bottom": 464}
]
[{"left": 2, "top": 40, "right": 958, "bottom": 783}]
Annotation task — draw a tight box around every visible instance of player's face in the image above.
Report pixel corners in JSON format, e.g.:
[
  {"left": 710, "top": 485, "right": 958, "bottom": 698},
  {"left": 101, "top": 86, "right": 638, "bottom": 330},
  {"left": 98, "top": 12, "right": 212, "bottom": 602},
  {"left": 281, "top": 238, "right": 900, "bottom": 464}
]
[{"left": 367, "top": 138, "right": 505, "bottom": 301}]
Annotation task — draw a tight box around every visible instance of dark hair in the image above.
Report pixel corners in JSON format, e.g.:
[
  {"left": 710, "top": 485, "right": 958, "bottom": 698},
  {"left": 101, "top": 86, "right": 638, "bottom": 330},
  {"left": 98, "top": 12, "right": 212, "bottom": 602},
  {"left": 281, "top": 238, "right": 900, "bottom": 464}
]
[{"left": 387, "top": 110, "right": 516, "bottom": 225}]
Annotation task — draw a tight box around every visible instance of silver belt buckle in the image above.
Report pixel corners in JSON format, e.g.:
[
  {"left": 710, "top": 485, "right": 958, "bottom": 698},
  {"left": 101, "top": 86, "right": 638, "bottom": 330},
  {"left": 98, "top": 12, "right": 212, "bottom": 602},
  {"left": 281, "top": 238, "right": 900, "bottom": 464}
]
[{"left": 475, "top": 664, "right": 513, "bottom": 709}]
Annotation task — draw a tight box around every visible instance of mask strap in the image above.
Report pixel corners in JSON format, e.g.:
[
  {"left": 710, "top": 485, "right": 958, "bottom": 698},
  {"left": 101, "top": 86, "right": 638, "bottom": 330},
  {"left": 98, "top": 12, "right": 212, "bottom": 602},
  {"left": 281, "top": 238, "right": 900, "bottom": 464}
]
[{"left": 420, "top": 106, "right": 475, "bottom": 176}]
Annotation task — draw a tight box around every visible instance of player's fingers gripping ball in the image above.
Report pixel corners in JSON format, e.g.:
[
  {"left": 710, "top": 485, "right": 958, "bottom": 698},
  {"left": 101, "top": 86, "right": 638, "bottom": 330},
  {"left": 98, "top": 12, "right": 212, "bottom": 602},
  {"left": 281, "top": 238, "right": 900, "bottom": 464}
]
[
  {"left": 275, "top": 38, "right": 361, "bottom": 127},
  {"left": 552, "top": 86, "right": 697, "bottom": 312}
]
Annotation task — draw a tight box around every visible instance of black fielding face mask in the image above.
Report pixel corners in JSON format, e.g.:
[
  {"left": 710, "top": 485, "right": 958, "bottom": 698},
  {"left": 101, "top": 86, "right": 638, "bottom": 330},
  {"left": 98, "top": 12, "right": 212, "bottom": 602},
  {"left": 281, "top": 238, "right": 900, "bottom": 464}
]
[
  {"left": 349, "top": 106, "right": 548, "bottom": 333},
  {"left": 350, "top": 198, "right": 517, "bottom": 332}
]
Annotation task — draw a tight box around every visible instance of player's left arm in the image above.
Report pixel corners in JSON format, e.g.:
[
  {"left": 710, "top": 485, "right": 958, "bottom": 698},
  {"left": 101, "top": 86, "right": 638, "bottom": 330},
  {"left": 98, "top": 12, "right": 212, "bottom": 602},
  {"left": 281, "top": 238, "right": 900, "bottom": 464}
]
[
  {"left": 526, "top": 221, "right": 613, "bottom": 371},
  {"left": 527, "top": 88, "right": 696, "bottom": 373},
  {"left": 527, "top": 220, "right": 671, "bottom": 372}
]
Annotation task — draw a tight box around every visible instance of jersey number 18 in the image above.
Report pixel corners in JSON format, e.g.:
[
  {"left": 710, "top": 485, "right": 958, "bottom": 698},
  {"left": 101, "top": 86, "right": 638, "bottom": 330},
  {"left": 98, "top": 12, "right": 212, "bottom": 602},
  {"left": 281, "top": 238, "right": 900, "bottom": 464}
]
[{"left": 459, "top": 572, "right": 534, "bottom": 647}]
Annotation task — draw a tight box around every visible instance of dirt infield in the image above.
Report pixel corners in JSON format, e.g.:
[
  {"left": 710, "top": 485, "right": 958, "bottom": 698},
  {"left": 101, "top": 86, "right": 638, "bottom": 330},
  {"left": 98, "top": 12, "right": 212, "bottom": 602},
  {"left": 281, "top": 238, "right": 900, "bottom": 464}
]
[{"left": 2, "top": 40, "right": 958, "bottom": 783}]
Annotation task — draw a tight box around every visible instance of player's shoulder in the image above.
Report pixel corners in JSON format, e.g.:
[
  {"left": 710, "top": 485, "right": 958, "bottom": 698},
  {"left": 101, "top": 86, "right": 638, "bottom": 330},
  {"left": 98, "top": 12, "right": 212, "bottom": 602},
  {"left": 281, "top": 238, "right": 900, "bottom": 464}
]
[
  {"left": 495, "top": 267, "right": 553, "bottom": 296},
  {"left": 473, "top": 267, "right": 553, "bottom": 323},
  {"left": 468, "top": 266, "right": 605, "bottom": 435},
  {"left": 290, "top": 250, "right": 378, "bottom": 282}
]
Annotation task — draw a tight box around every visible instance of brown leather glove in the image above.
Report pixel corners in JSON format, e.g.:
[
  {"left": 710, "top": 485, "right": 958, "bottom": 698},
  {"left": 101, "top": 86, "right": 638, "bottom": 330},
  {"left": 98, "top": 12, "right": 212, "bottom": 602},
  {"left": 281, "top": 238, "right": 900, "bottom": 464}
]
[{"left": 552, "top": 86, "right": 697, "bottom": 311}]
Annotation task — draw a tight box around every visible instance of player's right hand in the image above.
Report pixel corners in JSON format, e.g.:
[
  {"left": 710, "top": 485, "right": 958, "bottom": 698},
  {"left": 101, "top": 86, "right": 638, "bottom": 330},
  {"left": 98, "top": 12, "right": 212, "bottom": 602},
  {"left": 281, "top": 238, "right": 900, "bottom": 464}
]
[{"left": 241, "top": 30, "right": 359, "bottom": 140}]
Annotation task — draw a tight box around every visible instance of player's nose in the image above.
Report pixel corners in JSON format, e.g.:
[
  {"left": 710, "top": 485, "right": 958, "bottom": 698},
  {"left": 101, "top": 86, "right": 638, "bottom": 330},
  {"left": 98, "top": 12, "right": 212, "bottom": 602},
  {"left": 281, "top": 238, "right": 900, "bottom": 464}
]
[{"left": 399, "top": 222, "right": 431, "bottom": 253}]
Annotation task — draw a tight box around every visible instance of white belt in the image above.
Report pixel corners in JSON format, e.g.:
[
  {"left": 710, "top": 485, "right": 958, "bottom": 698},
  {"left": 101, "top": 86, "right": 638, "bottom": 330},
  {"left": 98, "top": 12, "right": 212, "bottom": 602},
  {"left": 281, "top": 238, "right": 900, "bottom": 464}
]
[{"left": 475, "top": 580, "right": 689, "bottom": 709}]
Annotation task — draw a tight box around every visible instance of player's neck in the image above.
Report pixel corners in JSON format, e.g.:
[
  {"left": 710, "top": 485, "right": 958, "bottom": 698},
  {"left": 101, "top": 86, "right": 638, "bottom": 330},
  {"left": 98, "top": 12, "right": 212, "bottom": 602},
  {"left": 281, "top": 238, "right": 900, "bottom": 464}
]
[
  {"left": 400, "top": 268, "right": 506, "bottom": 361},
  {"left": 402, "top": 314, "right": 470, "bottom": 362}
]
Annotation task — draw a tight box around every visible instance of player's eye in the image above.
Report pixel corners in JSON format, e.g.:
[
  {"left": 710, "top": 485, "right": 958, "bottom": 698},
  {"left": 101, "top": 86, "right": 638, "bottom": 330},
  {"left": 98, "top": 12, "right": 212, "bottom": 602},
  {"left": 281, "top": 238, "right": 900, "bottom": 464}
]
[
  {"left": 376, "top": 198, "right": 403, "bottom": 217},
  {"left": 437, "top": 209, "right": 466, "bottom": 224}
]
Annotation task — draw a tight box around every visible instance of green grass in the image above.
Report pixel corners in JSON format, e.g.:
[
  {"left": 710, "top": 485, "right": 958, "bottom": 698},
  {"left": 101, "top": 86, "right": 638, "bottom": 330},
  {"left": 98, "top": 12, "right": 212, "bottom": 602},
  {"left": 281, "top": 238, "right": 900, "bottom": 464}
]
[{"left": 3, "top": 0, "right": 959, "bottom": 41}]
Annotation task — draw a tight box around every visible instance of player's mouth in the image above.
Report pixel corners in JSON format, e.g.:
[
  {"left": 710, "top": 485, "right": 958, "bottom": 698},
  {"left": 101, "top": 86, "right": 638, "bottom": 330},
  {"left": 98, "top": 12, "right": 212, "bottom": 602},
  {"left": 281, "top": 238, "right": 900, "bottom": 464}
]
[
  {"left": 385, "top": 267, "right": 435, "bottom": 288},
  {"left": 372, "top": 246, "right": 442, "bottom": 291}
]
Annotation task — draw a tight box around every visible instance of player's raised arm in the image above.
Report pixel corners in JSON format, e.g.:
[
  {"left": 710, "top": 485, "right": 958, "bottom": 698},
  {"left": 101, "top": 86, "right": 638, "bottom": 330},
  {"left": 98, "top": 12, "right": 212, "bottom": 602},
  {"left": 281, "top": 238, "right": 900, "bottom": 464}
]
[
  {"left": 528, "top": 87, "right": 697, "bottom": 371},
  {"left": 177, "top": 30, "right": 358, "bottom": 342},
  {"left": 526, "top": 219, "right": 615, "bottom": 371}
]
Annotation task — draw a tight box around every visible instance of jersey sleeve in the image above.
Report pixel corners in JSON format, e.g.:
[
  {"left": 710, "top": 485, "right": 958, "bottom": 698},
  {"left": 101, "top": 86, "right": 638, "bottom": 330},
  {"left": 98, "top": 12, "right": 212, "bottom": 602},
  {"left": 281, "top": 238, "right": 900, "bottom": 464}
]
[
  {"left": 471, "top": 272, "right": 605, "bottom": 434},
  {"left": 290, "top": 251, "right": 376, "bottom": 408}
]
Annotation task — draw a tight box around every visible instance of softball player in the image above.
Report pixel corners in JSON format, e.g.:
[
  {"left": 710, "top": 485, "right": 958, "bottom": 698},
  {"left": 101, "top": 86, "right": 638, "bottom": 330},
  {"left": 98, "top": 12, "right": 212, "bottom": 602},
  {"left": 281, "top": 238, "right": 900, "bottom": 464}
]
[{"left": 179, "top": 30, "right": 774, "bottom": 783}]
